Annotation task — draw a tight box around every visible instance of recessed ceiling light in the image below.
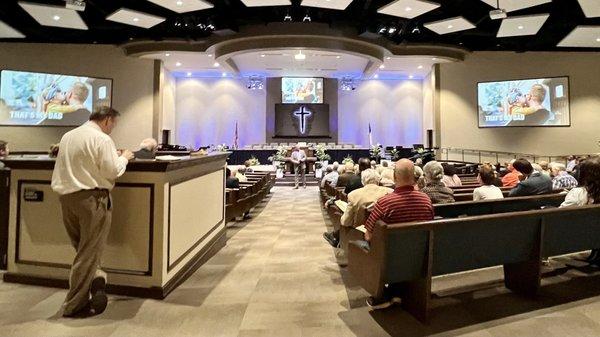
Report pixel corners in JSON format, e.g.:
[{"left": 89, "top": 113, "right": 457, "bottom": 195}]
[
  {"left": 386, "top": 56, "right": 391, "bottom": 60},
  {"left": 52, "top": 15, "right": 60, "bottom": 21},
  {"left": 432, "top": 57, "right": 437, "bottom": 60},
  {"left": 517, "top": 25, "right": 524, "bottom": 30},
  {"left": 379, "top": 64, "right": 385, "bottom": 69},
  {"left": 417, "top": 65, "right": 423, "bottom": 69},
  {"left": 133, "top": 17, "right": 140, "bottom": 22},
  {"left": 213, "top": 62, "right": 220, "bottom": 67},
  {"left": 405, "top": 6, "right": 412, "bottom": 11},
  {"left": 294, "top": 51, "right": 306, "bottom": 60},
  {"left": 447, "top": 24, "right": 453, "bottom": 29},
  {"left": 176, "top": 0, "right": 183, "bottom": 6},
  {"left": 175, "top": 62, "right": 182, "bottom": 66},
  {"left": 409, "top": 75, "right": 414, "bottom": 79},
  {"left": 186, "top": 72, "right": 192, "bottom": 76},
  {"left": 222, "top": 72, "right": 227, "bottom": 77},
  {"left": 208, "top": 54, "right": 213, "bottom": 57},
  {"left": 260, "top": 54, "right": 266, "bottom": 57},
  {"left": 596, "top": 38, "right": 600, "bottom": 42},
  {"left": 374, "top": 74, "right": 379, "bottom": 79},
  {"left": 336, "top": 55, "right": 341, "bottom": 59},
  {"left": 165, "top": 53, "right": 170, "bottom": 56}
]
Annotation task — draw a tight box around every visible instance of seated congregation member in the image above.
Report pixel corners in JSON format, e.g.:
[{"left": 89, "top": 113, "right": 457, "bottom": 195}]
[
  {"left": 363, "top": 159, "right": 434, "bottom": 309},
  {"left": 235, "top": 166, "right": 248, "bottom": 182},
  {"left": 370, "top": 160, "right": 377, "bottom": 169},
  {"left": 133, "top": 138, "right": 158, "bottom": 159},
  {"left": 508, "top": 158, "right": 553, "bottom": 197},
  {"left": 380, "top": 167, "right": 395, "bottom": 188},
  {"left": 539, "top": 160, "right": 551, "bottom": 176},
  {"left": 243, "top": 160, "right": 254, "bottom": 173},
  {"left": 441, "top": 163, "right": 462, "bottom": 187},
  {"left": 414, "top": 165, "right": 425, "bottom": 190},
  {"left": 502, "top": 159, "right": 522, "bottom": 187},
  {"left": 566, "top": 155, "right": 577, "bottom": 173},
  {"left": 344, "top": 158, "right": 371, "bottom": 194},
  {"left": 322, "top": 169, "right": 392, "bottom": 248},
  {"left": 473, "top": 165, "right": 504, "bottom": 201},
  {"left": 225, "top": 168, "right": 239, "bottom": 189},
  {"left": 560, "top": 157, "right": 600, "bottom": 263},
  {"left": 0, "top": 140, "right": 8, "bottom": 169},
  {"left": 421, "top": 161, "right": 455, "bottom": 204},
  {"left": 336, "top": 162, "right": 356, "bottom": 188},
  {"left": 550, "top": 162, "right": 578, "bottom": 190},
  {"left": 321, "top": 162, "right": 339, "bottom": 187}
]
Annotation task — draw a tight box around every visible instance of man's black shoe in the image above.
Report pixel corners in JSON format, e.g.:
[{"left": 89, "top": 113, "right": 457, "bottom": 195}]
[
  {"left": 323, "top": 232, "right": 340, "bottom": 248},
  {"left": 89, "top": 276, "right": 108, "bottom": 315}
]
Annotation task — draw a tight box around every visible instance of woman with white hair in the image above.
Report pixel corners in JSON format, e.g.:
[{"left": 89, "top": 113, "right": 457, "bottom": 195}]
[
  {"left": 414, "top": 165, "right": 426, "bottom": 190},
  {"left": 421, "top": 161, "right": 455, "bottom": 204}
]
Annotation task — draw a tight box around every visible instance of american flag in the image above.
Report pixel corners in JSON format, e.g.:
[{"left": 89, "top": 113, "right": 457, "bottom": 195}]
[
  {"left": 233, "top": 121, "right": 239, "bottom": 149},
  {"left": 368, "top": 122, "right": 372, "bottom": 147}
]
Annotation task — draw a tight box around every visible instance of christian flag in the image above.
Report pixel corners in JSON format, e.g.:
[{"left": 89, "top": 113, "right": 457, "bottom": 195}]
[
  {"left": 368, "top": 122, "right": 373, "bottom": 147},
  {"left": 233, "top": 121, "right": 239, "bottom": 149}
]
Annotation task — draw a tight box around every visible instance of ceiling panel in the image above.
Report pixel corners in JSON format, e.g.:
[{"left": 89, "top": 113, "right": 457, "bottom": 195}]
[
  {"left": 497, "top": 14, "right": 549, "bottom": 37},
  {"left": 301, "top": 0, "right": 354, "bottom": 11},
  {"left": 480, "top": 0, "right": 551, "bottom": 12},
  {"left": 146, "top": 0, "right": 213, "bottom": 14},
  {"left": 577, "top": 0, "right": 600, "bottom": 18},
  {"left": 423, "top": 16, "right": 476, "bottom": 35},
  {"left": 377, "top": 0, "right": 441, "bottom": 19},
  {"left": 557, "top": 25, "right": 600, "bottom": 48},
  {"left": 18, "top": 1, "right": 87, "bottom": 30},
  {"left": 240, "top": 0, "right": 292, "bottom": 7},
  {"left": 0, "top": 21, "right": 25, "bottom": 38},
  {"left": 107, "top": 8, "right": 166, "bottom": 29}
]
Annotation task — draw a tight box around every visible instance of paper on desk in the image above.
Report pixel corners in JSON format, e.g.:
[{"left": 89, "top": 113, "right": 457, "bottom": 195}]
[
  {"left": 354, "top": 225, "right": 367, "bottom": 234},
  {"left": 155, "top": 155, "right": 188, "bottom": 161}
]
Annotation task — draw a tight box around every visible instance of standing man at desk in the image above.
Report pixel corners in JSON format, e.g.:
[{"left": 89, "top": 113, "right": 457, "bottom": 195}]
[
  {"left": 291, "top": 144, "right": 307, "bottom": 189},
  {"left": 51, "top": 106, "right": 134, "bottom": 317}
]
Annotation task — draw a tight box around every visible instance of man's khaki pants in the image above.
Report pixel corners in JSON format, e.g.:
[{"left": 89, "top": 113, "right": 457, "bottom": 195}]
[
  {"left": 294, "top": 163, "right": 306, "bottom": 187},
  {"left": 59, "top": 189, "right": 112, "bottom": 316}
]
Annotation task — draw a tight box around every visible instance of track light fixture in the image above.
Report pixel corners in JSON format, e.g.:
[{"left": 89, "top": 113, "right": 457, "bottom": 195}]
[
  {"left": 303, "top": 12, "right": 311, "bottom": 22},
  {"left": 284, "top": 11, "right": 292, "bottom": 22}
]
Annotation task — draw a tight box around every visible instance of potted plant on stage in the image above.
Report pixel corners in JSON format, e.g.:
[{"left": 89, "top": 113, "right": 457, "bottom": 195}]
[
  {"left": 314, "top": 144, "right": 331, "bottom": 179},
  {"left": 370, "top": 143, "right": 382, "bottom": 162},
  {"left": 389, "top": 147, "right": 399, "bottom": 162},
  {"left": 342, "top": 155, "right": 354, "bottom": 166},
  {"left": 268, "top": 146, "right": 287, "bottom": 179}
]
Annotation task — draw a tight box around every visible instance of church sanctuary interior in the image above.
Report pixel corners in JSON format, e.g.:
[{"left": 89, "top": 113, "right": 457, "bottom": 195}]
[{"left": 2, "top": 0, "right": 600, "bottom": 336}]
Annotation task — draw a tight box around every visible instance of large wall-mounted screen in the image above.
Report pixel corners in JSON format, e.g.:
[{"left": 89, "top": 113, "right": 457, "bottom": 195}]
[
  {"left": 282, "top": 77, "right": 323, "bottom": 104},
  {"left": 0, "top": 70, "right": 112, "bottom": 126},
  {"left": 478, "top": 77, "right": 570, "bottom": 128}
]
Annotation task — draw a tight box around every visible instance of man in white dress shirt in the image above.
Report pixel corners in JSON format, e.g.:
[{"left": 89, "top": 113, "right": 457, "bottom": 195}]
[
  {"left": 51, "top": 107, "right": 134, "bottom": 317},
  {"left": 291, "top": 144, "right": 307, "bottom": 189}
]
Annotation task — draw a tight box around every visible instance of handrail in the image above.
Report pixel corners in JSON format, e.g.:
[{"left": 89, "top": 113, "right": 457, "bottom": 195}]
[{"left": 438, "top": 147, "right": 597, "bottom": 164}]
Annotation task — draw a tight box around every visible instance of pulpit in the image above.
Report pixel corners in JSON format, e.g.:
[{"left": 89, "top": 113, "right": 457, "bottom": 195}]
[{"left": 284, "top": 147, "right": 317, "bottom": 173}]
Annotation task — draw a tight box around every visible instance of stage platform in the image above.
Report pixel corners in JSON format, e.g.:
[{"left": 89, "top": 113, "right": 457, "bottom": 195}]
[{"left": 227, "top": 148, "right": 371, "bottom": 166}]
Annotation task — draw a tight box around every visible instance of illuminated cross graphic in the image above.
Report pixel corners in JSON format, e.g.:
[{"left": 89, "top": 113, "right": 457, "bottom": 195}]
[{"left": 293, "top": 106, "right": 312, "bottom": 134}]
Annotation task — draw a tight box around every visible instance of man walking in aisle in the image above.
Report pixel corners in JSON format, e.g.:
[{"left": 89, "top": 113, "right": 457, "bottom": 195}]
[
  {"left": 291, "top": 144, "right": 307, "bottom": 189},
  {"left": 51, "top": 106, "right": 134, "bottom": 317}
]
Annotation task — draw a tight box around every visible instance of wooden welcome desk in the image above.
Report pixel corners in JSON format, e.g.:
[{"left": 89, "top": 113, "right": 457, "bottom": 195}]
[{"left": 1, "top": 152, "right": 230, "bottom": 298}]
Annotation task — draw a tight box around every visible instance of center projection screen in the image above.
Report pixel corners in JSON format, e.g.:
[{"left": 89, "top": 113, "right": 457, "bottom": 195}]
[
  {"left": 282, "top": 77, "right": 323, "bottom": 104},
  {"left": 478, "top": 76, "right": 570, "bottom": 128},
  {"left": 0, "top": 69, "right": 112, "bottom": 126}
]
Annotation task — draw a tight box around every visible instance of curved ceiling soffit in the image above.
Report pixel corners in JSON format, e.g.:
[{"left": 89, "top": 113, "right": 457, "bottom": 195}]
[{"left": 122, "top": 23, "right": 469, "bottom": 76}]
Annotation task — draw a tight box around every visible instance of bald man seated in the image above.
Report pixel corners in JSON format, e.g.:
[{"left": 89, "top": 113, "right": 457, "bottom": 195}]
[{"left": 362, "top": 159, "right": 435, "bottom": 309}]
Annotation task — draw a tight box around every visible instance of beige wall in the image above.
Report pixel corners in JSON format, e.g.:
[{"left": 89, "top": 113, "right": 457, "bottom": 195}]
[
  {"left": 0, "top": 43, "right": 156, "bottom": 151},
  {"left": 161, "top": 67, "right": 177, "bottom": 143},
  {"left": 422, "top": 70, "right": 434, "bottom": 146},
  {"left": 439, "top": 52, "right": 600, "bottom": 156}
]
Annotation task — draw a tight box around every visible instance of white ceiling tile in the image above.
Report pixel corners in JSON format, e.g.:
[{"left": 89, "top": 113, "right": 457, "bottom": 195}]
[
  {"left": 423, "top": 16, "right": 476, "bottom": 35},
  {"left": 480, "top": 0, "right": 551, "bottom": 12},
  {"left": 377, "top": 0, "right": 440, "bottom": 19},
  {"left": 577, "top": 0, "right": 600, "bottom": 18},
  {"left": 107, "top": 8, "right": 166, "bottom": 29},
  {"left": 240, "top": 0, "right": 291, "bottom": 7},
  {"left": 496, "top": 13, "right": 549, "bottom": 37},
  {"left": 18, "top": 1, "right": 87, "bottom": 30},
  {"left": 146, "top": 0, "right": 213, "bottom": 13},
  {"left": 557, "top": 25, "right": 600, "bottom": 48},
  {"left": 0, "top": 21, "right": 25, "bottom": 38},
  {"left": 301, "top": 0, "right": 353, "bottom": 11}
]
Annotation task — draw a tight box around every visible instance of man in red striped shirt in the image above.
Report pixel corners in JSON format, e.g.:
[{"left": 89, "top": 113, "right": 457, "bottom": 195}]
[{"left": 364, "top": 159, "right": 434, "bottom": 241}]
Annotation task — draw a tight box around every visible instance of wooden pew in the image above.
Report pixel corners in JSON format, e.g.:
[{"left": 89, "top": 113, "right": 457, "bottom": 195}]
[
  {"left": 347, "top": 204, "right": 600, "bottom": 323},
  {"left": 225, "top": 172, "right": 275, "bottom": 221}
]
